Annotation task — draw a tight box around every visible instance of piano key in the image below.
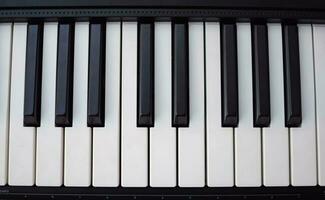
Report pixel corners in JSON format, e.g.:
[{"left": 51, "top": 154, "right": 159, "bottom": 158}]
[
  {"left": 178, "top": 22, "right": 205, "bottom": 187},
  {"left": 150, "top": 21, "right": 176, "bottom": 187},
  {"left": 235, "top": 23, "right": 261, "bottom": 187},
  {"left": 205, "top": 22, "right": 234, "bottom": 187},
  {"left": 282, "top": 24, "right": 302, "bottom": 127},
  {"left": 262, "top": 23, "right": 289, "bottom": 186},
  {"left": 64, "top": 22, "right": 91, "bottom": 186},
  {"left": 251, "top": 23, "right": 270, "bottom": 127},
  {"left": 24, "top": 23, "right": 43, "bottom": 127},
  {"left": 313, "top": 24, "right": 325, "bottom": 186},
  {"left": 221, "top": 22, "right": 239, "bottom": 127},
  {"left": 36, "top": 22, "right": 63, "bottom": 186},
  {"left": 290, "top": 24, "right": 317, "bottom": 186},
  {"left": 121, "top": 22, "right": 148, "bottom": 187},
  {"left": 8, "top": 23, "right": 36, "bottom": 186},
  {"left": 0, "top": 23, "right": 12, "bottom": 186},
  {"left": 137, "top": 20, "right": 154, "bottom": 127},
  {"left": 87, "top": 22, "right": 105, "bottom": 127},
  {"left": 55, "top": 22, "right": 74, "bottom": 127},
  {"left": 172, "top": 20, "right": 189, "bottom": 127},
  {"left": 92, "top": 22, "right": 121, "bottom": 187}
]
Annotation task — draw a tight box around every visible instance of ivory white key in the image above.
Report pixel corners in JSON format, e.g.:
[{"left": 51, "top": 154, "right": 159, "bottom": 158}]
[
  {"left": 150, "top": 22, "right": 176, "bottom": 187},
  {"left": 178, "top": 22, "right": 205, "bottom": 187},
  {"left": 313, "top": 24, "right": 325, "bottom": 186},
  {"left": 205, "top": 22, "right": 234, "bottom": 187},
  {"left": 64, "top": 22, "right": 91, "bottom": 186},
  {"left": 8, "top": 23, "right": 36, "bottom": 186},
  {"left": 0, "top": 23, "right": 12, "bottom": 185},
  {"left": 92, "top": 22, "right": 121, "bottom": 187},
  {"left": 36, "top": 22, "right": 63, "bottom": 186},
  {"left": 290, "top": 24, "right": 317, "bottom": 186},
  {"left": 262, "top": 23, "right": 289, "bottom": 186},
  {"left": 235, "top": 23, "right": 261, "bottom": 187},
  {"left": 121, "top": 22, "right": 148, "bottom": 187}
]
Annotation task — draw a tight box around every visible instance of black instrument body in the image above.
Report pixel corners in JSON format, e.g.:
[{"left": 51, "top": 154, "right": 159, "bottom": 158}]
[
  {"left": 0, "top": 0, "right": 325, "bottom": 22},
  {"left": 1, "top": 0, "right": 325, "bottom": 199}
]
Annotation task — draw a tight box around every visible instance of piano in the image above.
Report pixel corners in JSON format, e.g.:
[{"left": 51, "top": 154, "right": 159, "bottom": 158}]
[{"left": 0, "top": 0, "right": 325, "bottom": 199}]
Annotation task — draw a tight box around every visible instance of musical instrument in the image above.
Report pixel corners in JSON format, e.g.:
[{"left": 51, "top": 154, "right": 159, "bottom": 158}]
[{"left": 0, "top": 0, "right": 325, "bottom": 199}]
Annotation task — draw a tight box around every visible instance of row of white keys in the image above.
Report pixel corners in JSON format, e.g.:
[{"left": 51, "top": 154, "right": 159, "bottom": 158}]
[
  {"left": 121, "top": 22, "right": 148, "bottom": 187},
  {"left": 3, "top": 21, "right": 322, "bottom": 187},
  {"left": 36, "top": 22, "right": 63, "bottom": 186},
  {"left": 290, "top": 24, "right": 317, "bottom": 186},
  {"left": 0, "top": 23, "right": 12, "bottom": 185},
  {"left": 8, "top": 23, "right": 36, "bottom": 186},
  {"left": 205, "top": 22, "right": 234, "bottom": 187},
  {"left": 313, "top": 24, "right": 325, "bottom": 186},
  {"left": 64, "top": 22, "right": 92, "bottom": 186},
  {"left": 235, "top": 23, "right": 261, "bottom": 187},
  {"left": 178, "top": 22, "right": 205, "bottom": 187},
  {"left": 262, "top": 23, "right": 289, "bottom": 186},
  {"left": 92, "top": 22, "right": 121, "bottom": 187},
  {"left": 149, "top": 22, "right": 176, "bottom": 187}
]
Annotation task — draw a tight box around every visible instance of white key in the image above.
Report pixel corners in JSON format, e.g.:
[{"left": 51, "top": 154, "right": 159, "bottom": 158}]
[
  {"left": 0, "top": 23, "right": 12, "bottom": 185},
  {"left": 8, "top": 23, "right": 36, "bottom": 186},
  {"left": 92, "top": 22, "right": 121, "bottom": 187},
  {"left": 290, "top": 24, "right": 317, "bottom": 186},
  {"left": 121, "top": 22, "right": 148, "bottom": 187},
  {"left": 36, "top": 22, "right": 63, "bottom": 186},
  {"left": 150, "top": 22, "right": 176, "bottom": 187},
  {"left": 235, "top": 23, "right": 261, "bottom": 187},
  {"left": 313, "top": 24, "right": 325, "bottom": 186},
  {"left": 178, "top": 22, "right": 205, "bottom": 187},
  {"left": 262, "top": 23, "right": 289, "bottom": 186},
  {"left": 205, "top": 22, "right": 234, "bottom": 187},
  {"left": 64, "top": 22, "right": 91, "bottom": 186}
]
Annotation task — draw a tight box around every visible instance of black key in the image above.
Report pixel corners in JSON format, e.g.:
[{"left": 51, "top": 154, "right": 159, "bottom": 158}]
[
  {"left": 55, "top": 23, "right": 74, "bottom": 127},
  {"left": 137, "top": 20, "right": 154, "bottom": 127},
  {"left": 172, "top": 20, "right": 189, "bottom": 127},
  {"left": 252, "top": 23, "right": 271, "bottom": 127},
  {"left": 221, "top": 22, "right": 238, "bottom": 127},
  {"left": 282, "top": 24, "right": 302, "bottom": 127},
  {"left": 24, "top": 23, "right": 44, "bottom": 127},
  {"left": 87, "top": 22, "right": 106, "bottom": 127}
]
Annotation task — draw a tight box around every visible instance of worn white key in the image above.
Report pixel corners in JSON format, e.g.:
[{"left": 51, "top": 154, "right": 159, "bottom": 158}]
[
  {"left": 150, "top": 22, "right": 176, "bottom": 187},
  {"left": 36, "top": 22, "right": 63, "bottom": 186},
  {"left": 313, "top": 24, "right": 325, "bottom": 186},
  {"left": 92, "top": 22, "right": 121, "bottom": 187},
  {"left": 290, "top": 24, "right": 317, "bottom": 186},
  {"left": 121, "top": 22, "right": 148, "bottom": 187},
  {"left": 8, "top": 23, "right": 36, "bottom": 186},
  {"left": 0, "top": 23, "right": 12, "bottom": 186},
  {"left": 205, "top": 22, "right": 234, "bottom": 187},
  {"left": 64, "top": 22, "right": 91, "bottom": 187},
  {"left": 178, "top": 22, "right": 205, "bottom": 187},
  {"left": 262, "top": 23, "right": 289, "bottom": 186},
  {"left": 235, "top": 23, "right": 261, "bottom": 187}
]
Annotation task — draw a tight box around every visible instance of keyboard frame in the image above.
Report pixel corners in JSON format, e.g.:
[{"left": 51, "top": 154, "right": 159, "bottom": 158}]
[{"left": 0, "top": 186, "right": 324, "bottom": 199}]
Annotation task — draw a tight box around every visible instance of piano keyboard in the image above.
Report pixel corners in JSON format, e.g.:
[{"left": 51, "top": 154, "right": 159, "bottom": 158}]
[{"left": 0, "top": 20, "right": 324, "bottom": 189}]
